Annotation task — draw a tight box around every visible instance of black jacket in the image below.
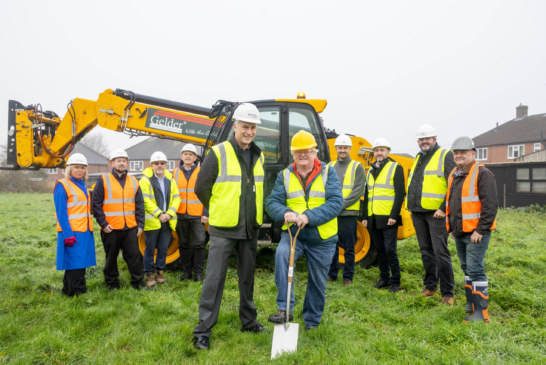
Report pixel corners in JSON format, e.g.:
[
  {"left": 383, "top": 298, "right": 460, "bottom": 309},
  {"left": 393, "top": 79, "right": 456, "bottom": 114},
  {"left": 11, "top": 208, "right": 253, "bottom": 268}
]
[
  {"left": 362, "top": 158, "right": 406, "bottom": 230},
  {"left": 407, "top": 143, "right": 455, "bottom": 213},
  {"left": 92, "top": 169, "right": 145, "bottom": 230},
  {"left": 447, "top": 162, "right": 498, "bottom": 237},
  {"left": 195, "top": 137, "right": 262, "bottom": 240}
]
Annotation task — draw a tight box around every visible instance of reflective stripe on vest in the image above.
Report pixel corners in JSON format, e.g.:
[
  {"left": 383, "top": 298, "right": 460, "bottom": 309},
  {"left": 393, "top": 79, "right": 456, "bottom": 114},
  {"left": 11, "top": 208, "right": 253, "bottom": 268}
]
[
  {"left": 445, "top": 162, "right": 497, "bottom": 233},
  {"left": 329, "top": 160, "right": 361, "bottom": 211},
  {"left": 282, "top": 166, "right": 337, "bottom": 240},
  {"left": 406, "top": 148, "right": 448, "bottom": 210},
  {"left": 101, "top": 173, "right": 137, "bottom": 229},
  {"left": 209, "top": 142, "right": 264, "bottom": 227},
  {"left": 56, "top": 179, "right": 93, "bottom": 232},
  {"left": 174, "top": 166, "right": 204, "bottom": 216},
  {"left": 367, "top": 161, "right": 398, "bottom": 216}
]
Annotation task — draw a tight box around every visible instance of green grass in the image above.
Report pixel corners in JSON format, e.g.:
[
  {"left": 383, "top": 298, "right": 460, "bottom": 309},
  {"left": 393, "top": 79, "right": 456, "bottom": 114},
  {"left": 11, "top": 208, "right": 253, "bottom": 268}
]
[{"left": 0, "top": 193, "right": 545, "bottom": 364}]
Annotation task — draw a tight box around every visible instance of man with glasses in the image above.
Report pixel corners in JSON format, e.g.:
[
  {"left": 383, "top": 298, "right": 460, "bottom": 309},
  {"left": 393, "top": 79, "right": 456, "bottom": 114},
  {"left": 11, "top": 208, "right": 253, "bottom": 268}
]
[
  {"left": 266, "top": 130, "right": 343, "bottom": 330},
  {"left": 139, "top": 151, "right": 180, "bottom": 289}
]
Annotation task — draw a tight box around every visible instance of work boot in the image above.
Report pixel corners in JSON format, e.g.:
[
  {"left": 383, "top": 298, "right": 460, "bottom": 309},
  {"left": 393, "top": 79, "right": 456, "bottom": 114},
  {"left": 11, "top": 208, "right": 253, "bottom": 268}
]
[
  {"left": 268, "top": 310, "right": 294, "bottom": 324},
  {"left": 343, "top": 279, "right": 352, "bottom": 286},
  {"left": 422, "top": 288, "right": 438, "bottom": 297},
  {"left": 464, "top": 276, "right": 474, "bottom": 314},
  {"left": 464, "top": 281, "right": 489, "bottom": 323},
  {"left": 145, "top": 273, "right": 156, "bottom": 289},
  {"left": 441, "top": 296, "right": 454, "bottom": 306},
  {"left": 155, "top": 270, "right": 166, "bottom": 285},
  {"left": 389, "top": 285, "right": 400, "bottom": 293},
  {"left": 194, "top": 273, "right": 204, "bottom": 282},
  {"left": 179, "top": 272, "right": 192, "bottom": 281},
  {"left": 374, "top": 278, "right": 390, "bottom": 289},
  {"left": 327, "top": 276, "right": 337, "bottom": 282}
]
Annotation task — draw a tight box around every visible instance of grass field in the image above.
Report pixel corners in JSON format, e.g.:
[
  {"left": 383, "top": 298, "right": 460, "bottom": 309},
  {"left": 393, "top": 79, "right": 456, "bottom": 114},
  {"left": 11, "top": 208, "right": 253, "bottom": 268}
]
[{"left": 0, "top": 193, "right": 545, "bottom": 364}]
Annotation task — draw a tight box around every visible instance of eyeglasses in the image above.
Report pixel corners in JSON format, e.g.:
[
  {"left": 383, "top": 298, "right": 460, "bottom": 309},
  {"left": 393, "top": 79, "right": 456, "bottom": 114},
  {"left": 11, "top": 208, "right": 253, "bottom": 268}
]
[
  {"left": 153, "top": 162, "right": 167, "bottom": 166},
  {"left": 293, "top": 150, "right": 315, "bottom": 155}
]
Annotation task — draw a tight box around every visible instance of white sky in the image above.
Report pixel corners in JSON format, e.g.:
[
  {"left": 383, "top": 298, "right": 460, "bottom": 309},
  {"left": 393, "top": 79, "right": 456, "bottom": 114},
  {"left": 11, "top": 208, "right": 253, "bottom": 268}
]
[{"left": 1, "top": 0, "right": 545, "bottom": 155}]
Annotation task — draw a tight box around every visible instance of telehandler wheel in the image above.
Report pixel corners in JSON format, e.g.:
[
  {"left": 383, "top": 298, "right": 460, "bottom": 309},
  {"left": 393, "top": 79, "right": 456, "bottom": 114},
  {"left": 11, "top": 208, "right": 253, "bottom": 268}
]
[{"left": 338, "top": 221, "right": 377, "bottom": 268}]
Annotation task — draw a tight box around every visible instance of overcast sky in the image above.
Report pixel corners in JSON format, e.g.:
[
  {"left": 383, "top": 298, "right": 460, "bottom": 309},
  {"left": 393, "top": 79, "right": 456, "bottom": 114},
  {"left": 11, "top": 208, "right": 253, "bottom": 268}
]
[{"left": 1, "top": 0, "right": 545, "bottom": 156}]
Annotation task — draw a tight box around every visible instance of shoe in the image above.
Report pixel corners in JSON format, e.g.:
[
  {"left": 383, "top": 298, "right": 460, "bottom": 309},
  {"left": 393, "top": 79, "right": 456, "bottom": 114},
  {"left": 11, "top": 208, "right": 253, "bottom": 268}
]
[
  {"left": 441, "top": 296, "right": 454, "bottom": 306},
  {"left": 374, "top": 279, "right": 390, "bottom": 289},
  {"left": 194, "top": 273, "right": 204, "bottom": 282},
  {"left": 268, "top": 310, "right": 294, "bottom": 324},
  {"left": 108, "top": 284, "right": 120, "bottom": 291},
  {"left": 131, "top": 281, "right": 146, "bottom": 290},
  {"left": 155, "top": 270, "right": 166, "bottom": 285},
  {"left": 179, "top": 272, "right": 192, "bottom": 281},
  {"left": 422, "top": 288, "right": 438, "bottom": 297},
  {"left": 389, "top": 285, "right": 400, "bottom": 293},
  {"left": 193, "top": 336, "right": 210, "bottom": 350},
  {"left": 241, "top": 322, "right": 266, "bottom": 333},
  {"left": 145, "top": 273, "right": 156, "bottom": 289},
  {"left": 327, "top": 276, "right": 337, "bottom": 282},
  {"left": 343, "top": 279, "right": 352, "bottom": 286}
]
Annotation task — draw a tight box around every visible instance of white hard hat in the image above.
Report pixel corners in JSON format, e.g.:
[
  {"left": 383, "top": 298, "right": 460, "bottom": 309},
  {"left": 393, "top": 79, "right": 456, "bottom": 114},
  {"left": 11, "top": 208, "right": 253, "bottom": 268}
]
[
  {"left": 451, "top": 136, "right": 476, "bottom": 151},
  {"left": 150, "top": 151, "right": 168, "bottom": 163},
  {"left": 232, "top": 103, "right": 261, "bottom": 124},
  {"left": 66, "top": 153, "right": 88, "bottom": 166},
  {"left": 372, "top": 137, "right": 391, "bottom": 150},
  {"left": 416, "top": 124, "right": 437, "bottom": 139},
  {"left": 109, "top": 148, "right": 129, "bottom": 161},
  {"left": 181, "top": 143, "right": 198, "bottom": 155},
  {"left": 334, "top": 134, "right": 352, "bottom": 147}
]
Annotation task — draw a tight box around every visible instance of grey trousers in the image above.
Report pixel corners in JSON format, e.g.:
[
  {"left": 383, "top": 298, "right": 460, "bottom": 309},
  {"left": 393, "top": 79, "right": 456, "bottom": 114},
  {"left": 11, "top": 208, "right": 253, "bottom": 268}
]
[{"left": 193, "top": 235, "right": 258, "bottom": 338}]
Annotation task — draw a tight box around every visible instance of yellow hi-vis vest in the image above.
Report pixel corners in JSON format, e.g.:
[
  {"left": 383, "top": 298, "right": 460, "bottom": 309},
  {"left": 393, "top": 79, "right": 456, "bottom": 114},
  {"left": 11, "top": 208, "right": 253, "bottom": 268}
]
[
  {"left": 209, "top": 141, "right": 264, "bottom": 228},
  {"left": 328, "top": 159, "right": 361, "bottom": 211},
  {"left": 406, "top": 148, "right": 448, "bottom": 210},
  {"left": 367, "top": 161, "right": 398, "bottom": 216},
  {"left": 282, "top": 165, "right": 337, "bottom": 240},
  {"left": 139, "top": 168, "right": 181, "bottom": 231}
]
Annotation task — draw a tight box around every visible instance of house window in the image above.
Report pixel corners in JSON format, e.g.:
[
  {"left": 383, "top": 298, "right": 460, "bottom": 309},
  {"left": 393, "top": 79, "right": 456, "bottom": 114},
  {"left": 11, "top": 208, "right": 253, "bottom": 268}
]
[
  {"left": 45, "top": 168, "right": 57, "bottom": 174},
  {"left": 508, "top": 145, "right": 524, "bottom": 159},
  {"left": 130, "top": 160, "right": 143, "bottom": 172},
  {"left": 167, "top": 160, "right": 176, "bottom": 171},
  {"left": 534, "top": 143, "right": 542, "bottom": 152},
  {"left": 476, "top": 148, "right": 488, "bottom": 161},
  {"left": 516, "top": 167, "right": 546, "bottom": 193}
]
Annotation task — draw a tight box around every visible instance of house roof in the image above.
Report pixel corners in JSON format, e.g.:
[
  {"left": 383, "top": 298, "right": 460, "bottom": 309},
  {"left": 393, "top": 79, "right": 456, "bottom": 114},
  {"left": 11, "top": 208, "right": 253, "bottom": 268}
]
[
  {"left": 72, "top": 143, "right": 108, "bottom": 165},
  {"left": 125, "top": 137, "right": 202, "bottom": 160},
  {"left": 473, "top": 113, "right": 546, "bottom": 147}
]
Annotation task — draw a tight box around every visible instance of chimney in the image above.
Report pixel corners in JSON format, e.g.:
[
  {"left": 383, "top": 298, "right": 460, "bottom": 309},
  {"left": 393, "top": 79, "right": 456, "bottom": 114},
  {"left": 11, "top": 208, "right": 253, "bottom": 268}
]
[{"left": 516, "top": 103, "right": 528, "bottom": 118}]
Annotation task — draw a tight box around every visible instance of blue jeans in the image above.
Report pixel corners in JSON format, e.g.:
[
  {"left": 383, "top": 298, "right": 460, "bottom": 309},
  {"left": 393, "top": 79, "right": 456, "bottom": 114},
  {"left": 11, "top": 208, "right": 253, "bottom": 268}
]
[
  {"left": 143, "top": 223, "right": 172, "bottom": 273},
  {"left": 274, "top": 231, "right": 336, "bottom": 328},
  {"left": 328, "top": 216, "right": 357, "bottom": 280},
  {"left": 454, "top": 232, "right": 490, "bottom": 282}
]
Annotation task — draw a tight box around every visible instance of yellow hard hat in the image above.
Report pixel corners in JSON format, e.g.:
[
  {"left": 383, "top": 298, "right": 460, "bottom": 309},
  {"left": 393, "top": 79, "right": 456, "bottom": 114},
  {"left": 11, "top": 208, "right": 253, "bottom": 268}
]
[{"left": 290, "top": 130, "right": 317, "bottom": 151}]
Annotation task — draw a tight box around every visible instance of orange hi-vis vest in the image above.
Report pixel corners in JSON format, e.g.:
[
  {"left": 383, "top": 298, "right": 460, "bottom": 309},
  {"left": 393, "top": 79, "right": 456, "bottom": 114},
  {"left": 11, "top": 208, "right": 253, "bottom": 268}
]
[
  {"left": 446, "top": 162, "right": 497, "bottom": 233},
  {"left": 174, "top": 166, "right": 204, "bottom": 216},
  {"left": 56, "top": 178, "right": 93, "bottom": 232},
  {"left": 101, "top": 173, "right": 138, "bottom": 229}
]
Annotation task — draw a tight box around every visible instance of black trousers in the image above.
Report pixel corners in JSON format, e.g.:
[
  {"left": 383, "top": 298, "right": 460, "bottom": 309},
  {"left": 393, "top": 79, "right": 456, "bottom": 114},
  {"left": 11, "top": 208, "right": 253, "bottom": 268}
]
[
  {"left": 176, "top": 216, "right": 207, "bottom": 276},
  {"left": 62, "top": 269, "right": 87, "bottom": 296},
  {"left": 369, "top": 225, "right": 401, "bottom": 285},
  {"left": 101, "top": 227, "right": 144, "bottom": 288},
  {"left": 193, "top": 235, "right": 258, "bottom": 338},
  {"left": 411, "top": 211, "right": 455, "bottom": 297}
]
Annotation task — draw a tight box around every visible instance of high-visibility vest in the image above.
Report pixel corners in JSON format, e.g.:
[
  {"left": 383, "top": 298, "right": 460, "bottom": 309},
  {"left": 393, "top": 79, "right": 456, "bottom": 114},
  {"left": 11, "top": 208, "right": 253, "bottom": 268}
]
[
  {"left": 174, "top": 166, "right": 204, "bottom": 216},
  {"left": 100, "top": 173, "right": 138, "bottom": 229},
  {"left": 55, "top": 178, "right": 93, "bottom": 232},
  {"left": 282, "top": 165, "right": 337, "bottom": 240},
  {"left": 445, "top": 162, "right": 497, "bottom": 233},
  {"left": 406, "top": 148, "right": 449, "bottom": 210},
  {"left": 367, "top": 161, "right": 398, "bottom": 216},
  {"left": 209, "top": 142, "right": 264, "bottom": 227},
  {"left": 139, "top": 168, "right": 181, "bottom": 231},
  {"left": 328, "top": 159, "right": 361, "bottom": 211}
]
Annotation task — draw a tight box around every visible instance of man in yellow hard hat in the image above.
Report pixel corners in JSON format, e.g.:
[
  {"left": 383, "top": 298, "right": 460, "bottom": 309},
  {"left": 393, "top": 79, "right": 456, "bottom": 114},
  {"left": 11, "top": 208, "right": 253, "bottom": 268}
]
[{"left": 266, "top": 130, "right": 343, "bottom": 330}]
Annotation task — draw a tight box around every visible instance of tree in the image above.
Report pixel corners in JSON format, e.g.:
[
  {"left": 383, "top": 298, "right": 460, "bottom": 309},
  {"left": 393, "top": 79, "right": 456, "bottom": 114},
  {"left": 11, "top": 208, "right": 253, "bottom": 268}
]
[{"left": 81, "top": 130, "right": 110, "bottom": 157}]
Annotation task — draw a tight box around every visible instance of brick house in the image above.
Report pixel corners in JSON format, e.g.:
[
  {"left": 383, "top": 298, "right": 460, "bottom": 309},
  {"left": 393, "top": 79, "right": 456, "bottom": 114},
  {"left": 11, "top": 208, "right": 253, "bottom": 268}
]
[{"left": 473, "top": 104, "right": 546, "bottom": 163}]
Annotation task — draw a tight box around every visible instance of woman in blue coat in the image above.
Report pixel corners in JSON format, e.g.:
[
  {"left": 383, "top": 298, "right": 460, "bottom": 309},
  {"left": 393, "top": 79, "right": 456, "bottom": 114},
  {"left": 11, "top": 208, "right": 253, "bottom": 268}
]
[{"left": 53, "top": 153, "right": 96, "bottom": 296}]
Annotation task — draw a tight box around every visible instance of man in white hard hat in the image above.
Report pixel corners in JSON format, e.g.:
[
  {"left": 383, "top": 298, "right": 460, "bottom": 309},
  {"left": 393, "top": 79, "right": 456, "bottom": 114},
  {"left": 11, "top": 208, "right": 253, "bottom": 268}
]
[
  {"left": 138, "top": 151, "right": 181, "bottom": 289},
  {"left": 193, "top": 103, "right": 265, "bottom": 350},
  {"left": 446, "top": 136, "right": 497, "bottom": 322},
  {"left": 406, "top": 124, "right": 456, "bottom": 305},
  {"left": 362, "top": 138, "right": 405, "bottom": 293},
  {"left": 174, "top": 143, "right": 208, "bottom": 282},
  {"left": 326, "top": 134, "right": 365, "bottom": 286},
  {"left": 92, "top": 148, "right": 145, "bottom": 290}
]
